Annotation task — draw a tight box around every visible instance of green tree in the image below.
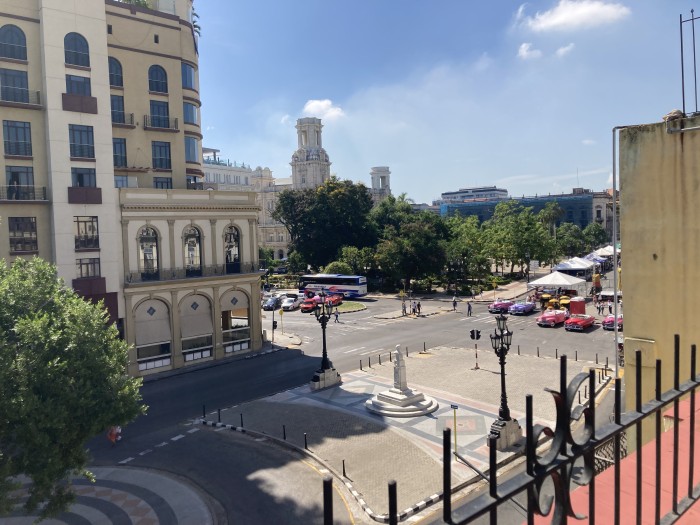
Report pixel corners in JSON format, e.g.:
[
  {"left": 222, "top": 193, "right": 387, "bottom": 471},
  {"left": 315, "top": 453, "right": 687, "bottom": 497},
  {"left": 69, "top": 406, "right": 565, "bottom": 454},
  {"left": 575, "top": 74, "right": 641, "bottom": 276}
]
[
  {"left": 445, "top": 215, "right": 487, "bottom": 288},
  {"left": 286, "top": 251, "right": 307, "bottom": 274},
  {"left": 258, "top": 247, "right": 274, "bottom": 270},
  {"left": 538, "top": 201, "right": 565, "bottom": 237},
  {"left": 338, "top": 246, "right": 375, "bottom": 275},
  {"left": 273, "top": 177, "right": 376, "bottom": 269},
  {"left": 369, "top": 193, "right": 414, "bottom": 235},
  {"left": 323, "top": 261, "right": 353, "bottom": 275},
  {"left": 582, "top": 222, "right": 609, "bottom": 252},
  {"left": 556, "top": 222, "right": 584, "bottom": 257},
  {"left": 0, "top": 258, "right": 145, "bottom": 519}
]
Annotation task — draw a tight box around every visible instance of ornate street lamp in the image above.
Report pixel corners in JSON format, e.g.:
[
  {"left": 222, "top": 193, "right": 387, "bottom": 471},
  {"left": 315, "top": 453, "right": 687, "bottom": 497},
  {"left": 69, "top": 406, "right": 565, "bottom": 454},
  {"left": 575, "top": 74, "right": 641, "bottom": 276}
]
[
  {"left": 488, "top": 313, "right": 522, "bottom": 450},
  {"left": 310, "top": 290, "right": 340, "bottom": 390}
]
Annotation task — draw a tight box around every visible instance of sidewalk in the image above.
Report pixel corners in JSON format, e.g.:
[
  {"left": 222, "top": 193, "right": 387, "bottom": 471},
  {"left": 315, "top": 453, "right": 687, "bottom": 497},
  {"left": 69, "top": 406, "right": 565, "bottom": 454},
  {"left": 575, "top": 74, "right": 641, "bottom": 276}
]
[{"left": 201, "top": 344, "right": 611, "bottom": 522}]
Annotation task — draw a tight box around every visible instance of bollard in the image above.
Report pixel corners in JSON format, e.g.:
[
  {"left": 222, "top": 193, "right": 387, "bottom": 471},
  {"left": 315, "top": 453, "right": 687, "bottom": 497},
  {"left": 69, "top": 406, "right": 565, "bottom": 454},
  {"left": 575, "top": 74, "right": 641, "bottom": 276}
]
[
  {"left": 342, "top": 459, "right": 347, "bottom": 477},
  {"left": 360, "top": 360, "right": 363, "bottom": 371},
  {"left": 218, "top": 408, "right": 221, "bottom": 423},
  {"left": 368, "top": 356, "right": 371, "bottom": 368},
  {"left": 283, "top": 425, "right": 286, "bottom": 440},
  {"left": 596, "top": 353, "right": 599, "bottom": 364},
  {"left": 606, "top": 356, "right": 609, "bottom": 372},
  {"left": 518, "top": 345, "right": 520, "bottom": 355},
  {"left": 379, "top": 354, "right": 382, "bottom": 365},
  {"left": 578, "top": 391, "right": 581, "bottom": 404},
  {"left": 556, "top": 348, "right": 558, "bottom": 359},
  {"left": 584, "top": 385, "right": 588, "bottom": 398},
  {"left": 323, "top": 476, "right": 333, "bottom": 525},
  {"left": 537, "top": 347, "right": 540, "bottom": 358},
  {"left": 202, "top": 404, "right": 206, "bottom": 419},
  {"left": 388, "top": 480, "right": 398, "bottom": 525},
  {"left": 576, "top": 350, "right": 578, "bottom": 362},
  {"left": 406, "top": 346, "right": 409, "bottom": 357},
  {"left": 424, "top": 342, "right": 426, "bottom": 353},
  {"left": 240, "top": 413, "right": 244, "bottom": 428},
  {"left": 389, "top": 351, "right": 392, "bottom": 362},
  {"left": 304, "top": 433, "right": 308, "bottom": 450}
]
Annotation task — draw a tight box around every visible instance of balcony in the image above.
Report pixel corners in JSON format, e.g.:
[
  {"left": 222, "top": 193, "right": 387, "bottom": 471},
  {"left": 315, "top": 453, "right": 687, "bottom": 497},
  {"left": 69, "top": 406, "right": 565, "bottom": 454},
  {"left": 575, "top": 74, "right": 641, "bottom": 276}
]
[
  {"left": 125, "top": 262, "right": 265, "bottom": 285},
  {"left": 74, "top": 235, "right": 100, "bottom": 251},
  {"left": 68, "top": 186, "right": 102, "bottom": 204},
  {"left": 0, "top": 185, "right": 47, "bottom": 201},
  {"left": 0, "top": 86, "right": 41, "bottom": 107},
  {"left": 143, "top": 115, "right": 179, "bottom": 131},
  {"left": 3, "top": 140, "right": 32, "bottom": 157},
  {"left": 186, "top": 180, "right": 204, "bottom": 190},
  {"left": 62, "top": 93, "right": 97, "bottom": 114},
  {"left": 69, "top": 143, "right": 95, "bottom": 160},
  {"left": 111, "top": 111, "right": 135, "bottom": 127}
]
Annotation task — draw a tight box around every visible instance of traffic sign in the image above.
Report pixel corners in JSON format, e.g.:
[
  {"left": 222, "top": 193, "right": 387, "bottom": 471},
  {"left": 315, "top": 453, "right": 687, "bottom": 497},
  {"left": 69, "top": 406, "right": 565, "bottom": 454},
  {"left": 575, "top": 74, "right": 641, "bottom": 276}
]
[{"left": 450, "top": 404, "right": 458, "bottom": 410}]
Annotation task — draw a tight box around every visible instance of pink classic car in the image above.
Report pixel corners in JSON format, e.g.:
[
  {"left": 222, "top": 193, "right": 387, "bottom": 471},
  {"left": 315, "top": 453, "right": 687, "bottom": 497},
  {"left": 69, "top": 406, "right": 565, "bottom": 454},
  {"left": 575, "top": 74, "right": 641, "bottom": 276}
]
[
  {"left": 536, "top": 309, "right": 569, "bottom": 327},
  {"left": 488, "top": 298, "right": 515, "bottom": 314}
]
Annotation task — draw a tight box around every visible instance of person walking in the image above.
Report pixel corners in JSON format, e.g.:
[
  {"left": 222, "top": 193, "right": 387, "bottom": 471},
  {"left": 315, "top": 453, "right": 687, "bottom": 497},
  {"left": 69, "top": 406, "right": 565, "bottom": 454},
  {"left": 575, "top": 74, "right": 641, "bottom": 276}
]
[
  {"left": 417, "top": 301, "right": 421, "bottom": 315},
  {"left": 334, "top": 308, "right": 340, "bottom": 323},
  {"left": 452, "top": 296, "right": 457, "bottom": 311},
  {"left": 412, "top": 301, "right": 417, "bottom": 315},
  {"left": 401, "top": 302, "right": 406, "bottom": 316},
  {"left": 467, "top": 301, "right": 472, "bottom": 316},
  {"left": 608, "top": 300, "right": 612, "bottom": 314}
]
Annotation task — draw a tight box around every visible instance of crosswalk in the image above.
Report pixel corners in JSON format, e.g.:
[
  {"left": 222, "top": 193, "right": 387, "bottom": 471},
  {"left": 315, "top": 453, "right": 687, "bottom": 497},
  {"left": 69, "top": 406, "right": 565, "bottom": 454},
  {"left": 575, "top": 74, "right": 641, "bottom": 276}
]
[{"left": 460, "top": 314, "right": 537, "bottom": 328}]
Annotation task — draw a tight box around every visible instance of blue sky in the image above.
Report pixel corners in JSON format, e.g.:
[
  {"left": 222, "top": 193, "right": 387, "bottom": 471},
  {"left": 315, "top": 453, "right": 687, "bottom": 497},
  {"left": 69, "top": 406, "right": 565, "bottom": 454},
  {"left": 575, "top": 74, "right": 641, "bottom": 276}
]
[{"left": 196, "top": 1, "right": 698, "bottom": 204}]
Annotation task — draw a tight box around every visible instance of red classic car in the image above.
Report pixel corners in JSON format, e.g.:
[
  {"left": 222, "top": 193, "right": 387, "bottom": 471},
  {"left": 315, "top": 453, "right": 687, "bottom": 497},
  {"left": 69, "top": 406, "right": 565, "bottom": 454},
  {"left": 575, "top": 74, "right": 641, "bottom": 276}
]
[
  {"left": 536, "top": 309, "right": 569, "bottom": 327},
  {"left": 602, "top": 314, "right": 623, "bottom": 331},
  {"left": 565, "top": 314, "right": 596, "bottom": 332},
  {"left": 488, "top": 298, "right": 515, "bottom": 314},
  {"left": 300, "top": 294, "right": 343, "bottom": 313}
]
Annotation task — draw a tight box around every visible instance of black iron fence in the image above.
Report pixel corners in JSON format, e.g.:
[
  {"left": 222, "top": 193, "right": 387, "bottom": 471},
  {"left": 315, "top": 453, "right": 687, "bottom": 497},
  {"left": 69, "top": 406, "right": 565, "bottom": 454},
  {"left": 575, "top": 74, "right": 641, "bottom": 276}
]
[
  {"left": 0, "top": 186, "right": 47, "bottom": 201},
  {"left": 323, "top": 334, "right": 700, "bottom": 524},
  {"left": 125, "top": 262, "right": 265, "bottom": 284}
]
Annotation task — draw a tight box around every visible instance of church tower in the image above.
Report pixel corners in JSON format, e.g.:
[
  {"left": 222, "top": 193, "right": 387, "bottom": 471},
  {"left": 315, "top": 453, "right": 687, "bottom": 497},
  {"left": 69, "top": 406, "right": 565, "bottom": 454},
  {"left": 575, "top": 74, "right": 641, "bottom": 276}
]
[
  {"left": 370, "top": 166, "right": 392, "bottom": 204},
  {"left": 291, "top": 118, "right": 331, "bottom": 189}
]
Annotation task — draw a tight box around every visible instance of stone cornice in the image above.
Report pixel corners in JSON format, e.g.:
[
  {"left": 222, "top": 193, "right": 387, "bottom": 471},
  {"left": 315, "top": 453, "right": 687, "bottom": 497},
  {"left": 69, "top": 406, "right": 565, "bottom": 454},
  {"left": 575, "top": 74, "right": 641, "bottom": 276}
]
[{"left": 121, "top": 203, "right": 260, "bottom": 213}]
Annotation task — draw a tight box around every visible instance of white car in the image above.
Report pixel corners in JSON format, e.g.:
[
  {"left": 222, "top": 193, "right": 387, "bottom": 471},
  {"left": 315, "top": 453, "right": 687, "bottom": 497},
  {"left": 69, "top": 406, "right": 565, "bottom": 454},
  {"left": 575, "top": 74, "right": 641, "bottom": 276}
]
[{"left": 281, "top": 295, "right": 303, "bottom": 311}]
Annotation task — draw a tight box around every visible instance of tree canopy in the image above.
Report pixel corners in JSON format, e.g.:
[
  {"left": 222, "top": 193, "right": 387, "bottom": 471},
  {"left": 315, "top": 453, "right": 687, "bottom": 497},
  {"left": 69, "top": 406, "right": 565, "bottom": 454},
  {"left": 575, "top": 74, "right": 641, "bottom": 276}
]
[{"left": 0, "top": 258, "right": 145, "bottom": 519}]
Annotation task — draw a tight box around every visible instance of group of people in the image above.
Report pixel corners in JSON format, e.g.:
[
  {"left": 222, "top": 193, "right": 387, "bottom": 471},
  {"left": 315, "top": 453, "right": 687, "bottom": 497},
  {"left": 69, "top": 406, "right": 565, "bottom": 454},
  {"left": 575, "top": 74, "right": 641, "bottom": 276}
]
[
  {"left": 593, "top": 298, "right": 620, "bottom": 316},
  {"left": 401, "top": 300, "right": 422, "bottom": 316},
  {"left": 452, "top": 296, "right": 473, "bottom": 316}
]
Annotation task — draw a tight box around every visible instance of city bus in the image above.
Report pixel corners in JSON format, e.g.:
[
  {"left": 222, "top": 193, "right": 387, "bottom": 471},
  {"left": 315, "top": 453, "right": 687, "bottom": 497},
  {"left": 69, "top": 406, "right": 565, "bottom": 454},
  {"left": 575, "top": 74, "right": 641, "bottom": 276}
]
[{"left": 298, "top": 274, "right": 368, "bottom": 298}]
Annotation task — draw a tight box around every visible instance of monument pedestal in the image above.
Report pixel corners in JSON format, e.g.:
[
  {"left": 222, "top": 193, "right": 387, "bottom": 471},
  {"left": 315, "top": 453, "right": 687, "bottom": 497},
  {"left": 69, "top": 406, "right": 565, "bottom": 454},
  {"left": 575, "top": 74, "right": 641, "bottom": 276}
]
[
  {"left": 310, "top": 368, "right": 341, "bottom": 391},
  {"left": 487, "top": 418, "right": 523, "bottom": 450}
]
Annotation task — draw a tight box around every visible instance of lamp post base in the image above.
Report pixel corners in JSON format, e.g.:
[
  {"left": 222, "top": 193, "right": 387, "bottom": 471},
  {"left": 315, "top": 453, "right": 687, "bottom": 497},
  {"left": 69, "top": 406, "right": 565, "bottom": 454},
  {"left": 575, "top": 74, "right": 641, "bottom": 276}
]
[
  {"left": 310, "top": 367, "right": 341, "bottom": 391},
  {"left": 487, "top": 418, "right": 523, "bottom": 450}
]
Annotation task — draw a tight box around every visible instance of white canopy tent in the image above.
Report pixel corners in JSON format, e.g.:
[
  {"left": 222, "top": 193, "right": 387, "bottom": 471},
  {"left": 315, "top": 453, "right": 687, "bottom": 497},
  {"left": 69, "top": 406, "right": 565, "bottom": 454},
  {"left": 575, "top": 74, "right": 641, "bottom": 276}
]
[
  {"left": 527, "top": 271, "right": 586, "bottom": 290},
  {"left": 554, "top": 258, "right": 595, "bottom": 271},
  {"left": 595, "top": 246, "right": 615, "bottom": 257}
]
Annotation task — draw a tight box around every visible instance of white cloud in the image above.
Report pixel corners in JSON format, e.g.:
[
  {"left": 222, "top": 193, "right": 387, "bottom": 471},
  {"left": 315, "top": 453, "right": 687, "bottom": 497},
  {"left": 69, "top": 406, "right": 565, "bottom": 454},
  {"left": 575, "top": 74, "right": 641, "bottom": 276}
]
[
  {"left": 582, "top": 138, "right": 596, "bottom": 145},
  {"left": 473, "top": 52, "right": 493, "bottom": 72},
  {"left": 556, "top": 43, "right": 575, "bottom": 57},
  {"left": 518, "top": 42, "right": 542, "bottom": 60},
  {"left": 302, "top": 99, "right": 345, "bottom": 121},
  {"left": 520, "top": 0, "right": 630, "bottom": 32},
  {"left": 280, "top": 114, "right": 291, "bottom": 125}
]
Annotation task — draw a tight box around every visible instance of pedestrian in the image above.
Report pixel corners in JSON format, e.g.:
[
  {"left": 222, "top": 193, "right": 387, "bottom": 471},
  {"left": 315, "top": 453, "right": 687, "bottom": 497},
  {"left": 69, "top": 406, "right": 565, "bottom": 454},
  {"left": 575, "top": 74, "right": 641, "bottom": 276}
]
[
  {"left": 401, "top": 302, "right": 406, "bottom": 316},
  {"left": 412, "top": 301, "right": 417, "bottom": 315},
  {"left": 417, "top": 301, "right": 421, "bottom": 315},
  {"left": 452, "top": 296, "right": 457, "bottom": 311},
  {"left": 467, "top": 301, "right": 472, "bottom": 317},
  {"left": 334, "top": 308, "right": 339, "bottom": 323},
  {"left": 608, "top": 300, "right": 612, "bottom": 314},
  {"left": 107, "top": 426, "right": 117, "bottom": 447}
]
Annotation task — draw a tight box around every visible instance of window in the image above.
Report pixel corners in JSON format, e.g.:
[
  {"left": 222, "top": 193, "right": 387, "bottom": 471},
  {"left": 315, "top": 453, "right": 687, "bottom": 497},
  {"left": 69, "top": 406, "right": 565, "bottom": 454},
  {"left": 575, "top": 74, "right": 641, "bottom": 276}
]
[
  {"left": 153, "top": 176, "right": 172, "bottom": 189},
  {"left": 138, "top": 226, "right": 159, "bottom": 278},
  {"left": 154, "top": 34, "right": 159, "bottom": 44},
  {"left": 5, "top": 166, "right": 33, "bottom": 200},
  {"left": 224, "top": 226, "right": 240, "bottom": 274},
  {"left": 8, "top": 217, "right": 37, "bottom": 253},
  {"left": 0, "top": 68, "right": 28, "bottom": 103},
  {"left": 183, "top": 226, "right": 202, "bottom": 276},
  {"left": 113, "top": 138, "right": 127, "bottom": 167},
  {"left": 152, "top": 141, "right": 171, "bottom": 169},
  {"left": 114, "top": 175, "right": 128, "bottom": 188},
  {"left": 64, "top": 32, "right": 89, "bottom": 67},
  {"left": 66, "top": 74, "right": 91, "bottom": 96},
  {"left": 76, "top": 257, "right": 100, "bottom": 278},
  {"left": 149, "top": 100, "right": 169, "bottom": 128},
  {"left": 107, "top": 24, "right": 112, "bottom": 35},
  {"left": 148, "top": 65, "right": 167, "bottom": 93},
  {"left": 74, "top": 216, "right": 99, "bottom": 250},
  {"left": 69, "top": 124, "right": 94, "bottom": 158},
  {"left": 181, "top": 62, "right": 195, "bottom": 90},
  {"left": 0, "top": 24, "right": 27, "bottom": 60},
  {"left": 185, "top": 136, "right": 198, "bottom": 163},
  {"left": 2, "top": 120, "right": 31, "bottom": 156},
  {"left": 71, "top": 168, "right": 96, "bottom": 187},
  {"left": 111, "top": 94, "right": 125, "bottom": 123},
  {"left": 183, "top": 102, "right": 198, "bottom": 124},
  {"left": 108, "top": 57, "right": 122, "bottom": 87}
]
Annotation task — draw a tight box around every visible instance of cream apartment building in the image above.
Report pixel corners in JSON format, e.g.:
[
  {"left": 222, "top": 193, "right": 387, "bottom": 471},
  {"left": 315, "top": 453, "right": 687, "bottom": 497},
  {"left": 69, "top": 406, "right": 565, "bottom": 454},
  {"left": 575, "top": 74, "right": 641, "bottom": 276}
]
[{"left": 0, "top": 0, "right": 263, "bottom": 377}]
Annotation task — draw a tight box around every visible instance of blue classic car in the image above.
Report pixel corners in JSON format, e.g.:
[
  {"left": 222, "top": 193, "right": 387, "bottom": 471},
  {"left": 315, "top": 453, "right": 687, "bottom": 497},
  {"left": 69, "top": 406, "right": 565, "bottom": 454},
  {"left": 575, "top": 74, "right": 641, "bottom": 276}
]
[{"left": 508, "top": 300, "right": 536, "bottom": 315}]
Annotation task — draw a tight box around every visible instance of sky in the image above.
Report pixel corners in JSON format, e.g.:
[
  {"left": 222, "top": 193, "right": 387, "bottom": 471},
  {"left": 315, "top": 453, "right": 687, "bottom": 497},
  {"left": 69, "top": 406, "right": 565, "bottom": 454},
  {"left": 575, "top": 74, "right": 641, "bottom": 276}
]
[{"left": 195, "top": 1, "right": 699, "bottom": 204}]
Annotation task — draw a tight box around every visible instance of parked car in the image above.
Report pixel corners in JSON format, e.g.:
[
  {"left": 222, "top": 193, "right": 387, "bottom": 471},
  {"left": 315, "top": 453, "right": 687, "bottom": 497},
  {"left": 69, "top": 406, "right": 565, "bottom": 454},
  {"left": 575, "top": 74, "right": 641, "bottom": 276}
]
[
  {"left": 300, "top": 298, "right": 320, "bottom": 313},
  {"left": 508, "top": 300, "right": 536, "bottom": 315},
  {"left": 565, "top": 314, "right": 596, "bottom": 332},
  {"left": 281, "top": 294, "right": 303, "bottom": 311},
  {"left": 602, "top": 314, "right": 623, "bottom": 331},
  {"left": 262, "top": 296, "right": 283, "bottom": 311},
  {"left": 488, "top": 298, "right": 515, "bottom": 314},
  {"left": 536, "top": 309, "right": 569, "bottom": 327},
  {"left": 300, "top": 293, "right": 343, "bottom": 313}
]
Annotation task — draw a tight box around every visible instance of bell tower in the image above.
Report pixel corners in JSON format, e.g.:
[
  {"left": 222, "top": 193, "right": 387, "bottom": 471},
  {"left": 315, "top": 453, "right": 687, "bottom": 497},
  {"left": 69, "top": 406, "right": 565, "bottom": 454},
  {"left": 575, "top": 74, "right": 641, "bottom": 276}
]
[{"left": 291, "top": 118, "right": 331, "bottom": 189}]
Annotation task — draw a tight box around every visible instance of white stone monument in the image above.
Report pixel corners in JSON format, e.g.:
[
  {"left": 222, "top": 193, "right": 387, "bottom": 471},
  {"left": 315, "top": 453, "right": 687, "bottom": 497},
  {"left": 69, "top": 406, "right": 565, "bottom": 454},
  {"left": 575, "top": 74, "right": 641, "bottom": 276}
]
[{"left": 365, "top": 345, "right": 439, "bottom": 417}]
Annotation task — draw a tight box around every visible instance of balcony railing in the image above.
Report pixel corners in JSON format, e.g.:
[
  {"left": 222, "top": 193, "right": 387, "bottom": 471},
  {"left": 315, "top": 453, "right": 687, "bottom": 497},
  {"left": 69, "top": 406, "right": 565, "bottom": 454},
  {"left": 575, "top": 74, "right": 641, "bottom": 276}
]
[
  {"left": 0, "top": 42, "right": 27, "bottom": 60},
  {"left": 74, "top": 235, "right": 100, "bottom": 251},
  {"left": 111, "top": 111, "right": 134, "bottom": 125},
  {"left": 3, "top": 140, "right": 32, "bottom": 156},
  {"left": 144, "top": 115, "right": 178, "bottom": 130},
  {"left": 0, "top": 185, "right": 47, "bottom": 201},
  {"left": 69, "top": 143, "right": 95, "bottom": 159},
  {"left": 125, "top": 262, "right": 265, "bottom": 284},
  {"left": 0, "top": 87, "right": 41, "bottom": 105}
]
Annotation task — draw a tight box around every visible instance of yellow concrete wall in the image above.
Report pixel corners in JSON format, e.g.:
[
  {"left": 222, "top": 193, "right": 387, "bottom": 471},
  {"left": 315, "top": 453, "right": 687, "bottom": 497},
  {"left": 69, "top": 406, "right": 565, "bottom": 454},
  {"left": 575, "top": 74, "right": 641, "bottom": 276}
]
[{"left": 619, "top": 116, "right": 700, "bottom": 410}]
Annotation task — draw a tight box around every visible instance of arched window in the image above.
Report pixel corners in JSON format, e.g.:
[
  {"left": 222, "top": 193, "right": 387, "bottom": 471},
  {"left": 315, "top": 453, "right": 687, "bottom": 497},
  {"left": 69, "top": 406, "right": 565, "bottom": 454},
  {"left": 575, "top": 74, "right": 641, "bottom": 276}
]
[
  {"left": 224, "top": 225, "right": 240, "bottom": 274},
  {"left": 0, "top": 24, "right": 27, "bottom": 60},
  {"left": 64, "top": 32, "right": 89, "bottom": 67},
  {"left": 183, "top": 226, "right": 202, "bottom": 276},
  {"left": 138, "top": 226, "right": 159, "bottom": 280},
  {"left": 108, "top": 57, "right": 123, "bottom": 87},
  {"left": 148, "top": 65, "right": 168, "bottom": 93}
]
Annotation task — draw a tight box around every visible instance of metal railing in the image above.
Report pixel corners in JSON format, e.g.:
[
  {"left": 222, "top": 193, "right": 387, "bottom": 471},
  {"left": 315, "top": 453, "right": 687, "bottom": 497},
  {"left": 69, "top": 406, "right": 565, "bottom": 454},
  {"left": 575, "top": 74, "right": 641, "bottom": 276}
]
[
  {"left": 322, "top": 335, "right": 700, "bottom": 524},
  {"left": 3, "top": 140, "right": 32, "bottom": 156},
  {"left": 74, "top": 235, "right": 100, "bottom": 251},
  {"left": 144, "top": 115, "right": 178, "bottom": 130},
  {"left": 111, "top": 111, "right": 134, "bottom": 125},
  {"left": 125, "top": 262, "right": 265, "bottom": 284},
  {"left": 69, "top": 143, "right": 95, "bottom": 159},
  {"left": 0, "top": 87, "right": 41, "bottom": 105},
  {"left": 0, "top": 185, "right": 46, "bottom": 201}
]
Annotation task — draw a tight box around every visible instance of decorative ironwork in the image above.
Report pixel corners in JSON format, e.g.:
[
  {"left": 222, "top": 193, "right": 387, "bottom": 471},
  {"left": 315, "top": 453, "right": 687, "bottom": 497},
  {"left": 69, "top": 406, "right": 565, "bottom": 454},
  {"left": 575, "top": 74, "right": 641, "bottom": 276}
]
[{"left": 125, "top": 262, "right": 265, "bottom": 284}]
